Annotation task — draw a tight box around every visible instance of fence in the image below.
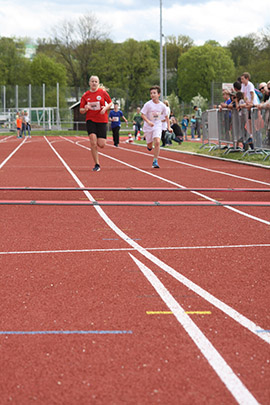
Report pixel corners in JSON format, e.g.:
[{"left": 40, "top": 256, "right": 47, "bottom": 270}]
[{"left": 201, "top": 107, "right": 270, "bottom": 160}]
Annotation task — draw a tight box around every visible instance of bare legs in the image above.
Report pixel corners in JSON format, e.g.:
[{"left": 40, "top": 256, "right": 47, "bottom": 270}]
[{"left": 89, "top": 133, "right": 106, "bottom": 165}]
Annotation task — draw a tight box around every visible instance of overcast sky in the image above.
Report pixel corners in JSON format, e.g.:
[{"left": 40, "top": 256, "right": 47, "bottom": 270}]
[{"left": 0, "top": 0, "right": 269, "bottom": 45}]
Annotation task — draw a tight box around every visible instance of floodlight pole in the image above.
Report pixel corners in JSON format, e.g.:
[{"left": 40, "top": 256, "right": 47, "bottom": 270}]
[{"left": 160, "top": 0, "right": 163, "bottom": 101}]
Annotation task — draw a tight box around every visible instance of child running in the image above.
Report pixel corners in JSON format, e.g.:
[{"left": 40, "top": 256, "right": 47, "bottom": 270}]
[{"left": 141, "top": 85, "right": 172, "bottom": 168}]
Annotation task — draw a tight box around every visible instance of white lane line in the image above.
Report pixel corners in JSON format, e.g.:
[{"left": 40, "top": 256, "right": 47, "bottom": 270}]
[
  {"left": 1, "top": 243, "right": 269, "bottom": 256},
  {"left": 0, "top": 135, "right": 14, "bottom": 143},
  {"left": 130, "top": 254, "right": 258, "bottom": 405},
  {"left": 113, "top": 143, "right": 270, "bottom": 186},
  {"left": 44, "top": 136, "right": 270, "bottom": 345},
  {"left": 0, "top": 138, "right": 26, "bottom": 169},
  {"left": 63, "top": 137, "right": 270, "bottom": 226}
]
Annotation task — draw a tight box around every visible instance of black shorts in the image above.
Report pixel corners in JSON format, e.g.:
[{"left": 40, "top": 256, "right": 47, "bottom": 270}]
[{"left": 86, "top": 120, "right": 107, "bottom": 139}]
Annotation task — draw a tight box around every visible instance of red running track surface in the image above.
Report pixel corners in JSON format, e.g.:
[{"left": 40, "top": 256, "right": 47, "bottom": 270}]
[{"left": 0, "top": 134, "right": 269, "bottom": 404}]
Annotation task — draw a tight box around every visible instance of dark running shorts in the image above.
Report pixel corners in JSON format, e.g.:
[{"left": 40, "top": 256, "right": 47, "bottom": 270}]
[{"left": 86, "top": 120, "right": 107, "bottom": 139}]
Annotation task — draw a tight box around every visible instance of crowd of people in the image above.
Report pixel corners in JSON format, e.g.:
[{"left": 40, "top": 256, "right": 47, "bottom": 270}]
[
  {"left": 218, "top": 72, "right": 270, "bottom": 150},
  {"left": 78, "top": 72, "right": 270, "bottom": 171},
  {"left": 16, "top": 111, "right": 31, "bottom": 138}
]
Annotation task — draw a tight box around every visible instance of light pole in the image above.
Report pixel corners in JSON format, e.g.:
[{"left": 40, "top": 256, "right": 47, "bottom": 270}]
[
  {"left": 160, "top": 0, "right": 163, "bottom": 100},
  {"left": 164, "top": 35, "right": 167, "bottom": 99}
]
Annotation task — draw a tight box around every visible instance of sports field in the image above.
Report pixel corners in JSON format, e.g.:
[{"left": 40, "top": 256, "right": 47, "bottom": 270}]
[{"left": 0, "top": 134, "right": 269, "bottom": 404}]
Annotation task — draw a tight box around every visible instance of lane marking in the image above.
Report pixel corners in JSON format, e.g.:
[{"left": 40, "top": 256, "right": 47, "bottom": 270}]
[
  {"left": 146, "top": 311, "right": 212, "bottom": 315},
  {"left": 112, "top": 143, "right": 270, "bottom": 186},
  {"left": 0, "top": 137, "right": 26, "bottom": 169},
  {"left": 130, "top": 254, "right": 258, "bottom": 405},
  {"left": 1, "top": 243, "right": 269, "bottom": 256},
  {"left": 66, "top": 137, "right": 270, "bottom": 226},
  {"left": 0, "top": 330, "right": 132, "bottom": 335},
  {"left": 44, "top": 136, "right": 270, "bottom": 346}
]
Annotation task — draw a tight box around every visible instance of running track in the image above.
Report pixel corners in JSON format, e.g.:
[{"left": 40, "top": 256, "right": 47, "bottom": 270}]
[{"left": 0, "top": 134, "right": 269, "bottom": 404}]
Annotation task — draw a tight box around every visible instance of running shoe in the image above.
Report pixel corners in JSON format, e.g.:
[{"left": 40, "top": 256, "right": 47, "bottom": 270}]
[
  {"left": 152, "top": 159, "right": 160, "bottom": 168},
  {"left": 93, "top": 164, "right": 100, "bottom": 172}
]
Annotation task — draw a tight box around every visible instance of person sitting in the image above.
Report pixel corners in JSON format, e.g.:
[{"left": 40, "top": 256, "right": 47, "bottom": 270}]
[{"left": 165, "top": 116, "right": 183, "bottom": 144}]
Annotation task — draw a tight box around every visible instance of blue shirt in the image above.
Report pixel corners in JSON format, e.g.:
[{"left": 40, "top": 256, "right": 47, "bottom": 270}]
[
  {"left": 181, "top": 118, "right": 188, "bottom": 130},
  {"left": 109, "top": 110, "right": 124, "bottom": 128}
]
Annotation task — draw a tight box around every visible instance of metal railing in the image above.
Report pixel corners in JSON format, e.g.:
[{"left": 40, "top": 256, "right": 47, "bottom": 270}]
[{"left": 201, "top": 107, "right": 270, "bottom": 159}]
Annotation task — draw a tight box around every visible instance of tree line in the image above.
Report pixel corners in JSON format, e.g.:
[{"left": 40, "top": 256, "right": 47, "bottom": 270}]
[{"left": 0, "top": 13, "right": 269, "bottom": 108}]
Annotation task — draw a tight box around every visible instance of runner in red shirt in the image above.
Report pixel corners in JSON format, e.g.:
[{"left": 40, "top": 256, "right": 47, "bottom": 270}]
[{"left": 80, "top": 76, "right": 112, "bottom": 171}]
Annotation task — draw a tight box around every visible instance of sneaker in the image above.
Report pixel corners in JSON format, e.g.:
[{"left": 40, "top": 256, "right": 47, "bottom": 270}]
[
  {"left": 147, "top": 147, "right": 152, "bottom": 151},
  {"left": 93, "top": 164, "right": 100, "bottom": 172},
  {"left": 152, "top": 159, "right": 160, "bottom": 168}
]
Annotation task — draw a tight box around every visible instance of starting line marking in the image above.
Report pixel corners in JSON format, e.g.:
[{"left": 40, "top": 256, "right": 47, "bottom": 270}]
[
  {"left": 146, "top": 311, "right": 212, "bottom": 315},
  {"left": 0, "top": 330, "right": 133, "bottom": 335}
]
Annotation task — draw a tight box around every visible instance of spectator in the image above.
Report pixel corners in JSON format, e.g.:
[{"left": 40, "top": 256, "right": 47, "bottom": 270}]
[
  {"left": 240, "top": 72, "right": 260, "bottom": 150},
  {"left": 190, "top": 115, "right": 196, "bottom": 139},
  {"left": 16, "top": 112, "right": 22, "bottom": 138},
  {"left": 233, "top": 81, "right": 242, "bottom": 92},
  {"left": 241, "top": 72, "right": 260, "bottom": 107},
  {"left": 168, "top": 116, "right": 183, "bottom": 144},
  {"left": 193, "top": 106, "right": 202, "bottom": 138},
  {"left": 24, "top": 111, "right": 31, "bottom": 138},
  {"left": 218, "top": 89, "right": 232, "bottom": 110},
  {"left": 161, "top": 100, "right": 171, "bottom": 147},
  {"left": 109, "top": 102, "right": 128, "bottom": 147},
  {"left": 132, "top": 107, "right": 143, "bottom": 140},
  {"left": 181, "top": 115, "right": 189, "bottom": 141},
  {"left": 258, "top": 82, "right": 270, "bottom": 103}
]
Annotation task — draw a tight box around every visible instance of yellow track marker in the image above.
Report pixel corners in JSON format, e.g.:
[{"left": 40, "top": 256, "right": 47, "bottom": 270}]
[{"left": 146, "top": 311, "right": 211, "bottom": 315}]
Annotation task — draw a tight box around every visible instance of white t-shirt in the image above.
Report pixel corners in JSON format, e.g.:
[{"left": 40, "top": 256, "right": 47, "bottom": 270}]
[
  {"left": 141, "top": 100, "right": 168, "bottom": 131},
  {"left": 162, "top": 105, "right": 171, "bottom": 130},
  {"left": 241, "top": 82, "right": 259, "bottom": 105}
]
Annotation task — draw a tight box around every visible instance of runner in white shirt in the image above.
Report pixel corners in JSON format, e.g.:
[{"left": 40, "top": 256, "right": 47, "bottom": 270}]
[{"left": 141, "top": 85, "right": 172, "bottom": 168}]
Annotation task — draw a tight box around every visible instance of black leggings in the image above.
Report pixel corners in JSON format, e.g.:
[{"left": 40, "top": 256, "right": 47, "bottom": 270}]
[{"left": 112, "top": 126, "right": 120, "bottom": 146}]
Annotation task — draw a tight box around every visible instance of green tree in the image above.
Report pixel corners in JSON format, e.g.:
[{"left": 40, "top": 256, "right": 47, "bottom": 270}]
[
  {"left": 0, "top": 37, "right": 31, "bottom": 85},
  {"left": 227, "top": 34, "right": 259, "bottom": 71},
  {"left": 119, "top": 39, "right": 158, "bottom": 107},
  {"left": 177, "top": 44, "right": 235, "bottom": 102},
  {"left": 30, "top": 54, "right": 67, "bottom": 106}
]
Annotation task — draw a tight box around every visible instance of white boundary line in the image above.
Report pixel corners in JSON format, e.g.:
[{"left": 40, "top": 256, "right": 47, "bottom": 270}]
[
  {"left": 0, "top": 138, "right": 26, "bottom": 169},
  {"left": 45, "top": 135, "right": 265, "bottom": 401},
  {"left": 63, "top": 137, "right": 270, "bottom": 226},
  {"left": 1, "top": 243, "right": 269, "bottom": 256},
  {"left": 130, "top": 254, "right": 258, "bottom": 405},
  {"left": 44, "top": 136, "right": 270, "bottom": 347},
  {"left": 112, "top": 143, "right": 270, "bottom": 185}
]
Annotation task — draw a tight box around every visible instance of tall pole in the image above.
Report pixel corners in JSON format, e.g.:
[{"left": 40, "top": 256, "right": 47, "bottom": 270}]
[
  {"left": 160, "top": 0, "right": 163, "bottom": 101},
  {"left": 164, "top": 37, "right": 167, "bottom": 99}
]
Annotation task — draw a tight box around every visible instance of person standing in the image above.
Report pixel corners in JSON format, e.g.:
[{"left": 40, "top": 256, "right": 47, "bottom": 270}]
[
  {"left": 161, "top": 100, "right": 171, "bottom": 147},
  {"left": 24, "top": 111, "right": 31, "bottom": 138},
  {"left": 109, "top": 102, "right": 128, "bottom": 147},
  {"left": 132, "top": 107, "right": 143, "bottom": 139},
  {"left": 80, "top": 76, "right": 112, "bottom": 172},
  {"left": 181, "top": 115, "right": 189, "bottom": 141},
  {"left": 193, "top": 106, "right": 202, "bottom": 138},
  {"left": 141, "top": 85, "right": 172, "bottom": 168},
  {"left": 16, "top": 112, "right": 22, "bottom": 138}
]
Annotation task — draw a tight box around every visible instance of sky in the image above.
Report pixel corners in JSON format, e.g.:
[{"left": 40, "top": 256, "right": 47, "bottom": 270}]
[{"left": 0, "top": 0, "right": 270, "bottom": 46}]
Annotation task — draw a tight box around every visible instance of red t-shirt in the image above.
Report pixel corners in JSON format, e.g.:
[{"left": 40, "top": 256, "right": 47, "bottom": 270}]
[{"left": 80, "top": 88, "right": 112, "bottom": 123}]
